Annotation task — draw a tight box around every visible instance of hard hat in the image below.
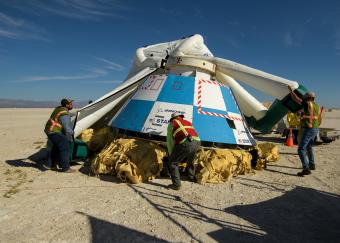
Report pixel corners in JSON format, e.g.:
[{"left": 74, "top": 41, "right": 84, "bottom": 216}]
[
  {"left": 304, "top": 92, "right": 316, "bottom": 99},
  {"left": 170, "top": 112, "right": 184, "bottom": 121},
  {"left": 61, "top": 98, "right": 74, "bottom": 106}
]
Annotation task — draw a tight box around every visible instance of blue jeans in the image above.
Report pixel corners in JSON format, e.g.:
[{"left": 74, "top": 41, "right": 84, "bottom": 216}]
[
  {"left": 47, "top": 133, "right": 70, "bottom": 170},
  {"left": 298, "top": 128, "right": 318, "bottom": 170},
  {"left": 167, "top": 140, "right": 200, "bottom": 187}
]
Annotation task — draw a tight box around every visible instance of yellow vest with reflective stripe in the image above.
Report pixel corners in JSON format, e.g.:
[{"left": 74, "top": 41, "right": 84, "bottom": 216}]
[
  {"left": 45, "top": 106, "right": 69, "bottom": 133},
  {"left": 302, "top": 101, "right": 321, "bottom": 128}
]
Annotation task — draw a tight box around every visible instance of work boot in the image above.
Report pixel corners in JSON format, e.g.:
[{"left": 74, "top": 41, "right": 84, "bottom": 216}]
[
  {"left": 188, "top": 175, "right": 196, "bottom": 183},
  {"left": 38, "top": 162, "right": 58, "bottom": 172},
  {"left": 309, "top": 164, "right": 316, "bottom": 170},
  {"left": 51, "top": 166, "right": 59, "bottom": 171},
  {"left": 297, "top": 169, "right": 311, "bottom": 177},
  {"left": 60, "top": 168, "right": 76, "bottom": 173},
  {"left": 38, "top": 163, "right": 50, "bottom": 171},
  {"left": 168, "top": 184, "right": 181, "bottom": 190}
]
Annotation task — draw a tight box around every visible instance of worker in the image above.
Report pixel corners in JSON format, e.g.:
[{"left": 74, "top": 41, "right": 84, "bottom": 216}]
[
  {"left": 289, "top": 86, "right": 323, "bottom": 176},
  {"left": 166, "top": 112, "right": 200, "bottom": 190},
  {"left": 44, "top": 98, "right": 76, "bottom": 173}
]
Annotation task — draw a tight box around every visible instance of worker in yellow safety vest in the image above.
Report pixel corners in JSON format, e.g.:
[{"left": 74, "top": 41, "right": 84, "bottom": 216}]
[
  {"left": 166, "top": 112, "right": 200, "bottom": 190},
  {"left": 44, "top": 98, "right": 76, "bottom": 173},
  {"left": 289, "top": 86, "right": 323, "bottom": 176}
]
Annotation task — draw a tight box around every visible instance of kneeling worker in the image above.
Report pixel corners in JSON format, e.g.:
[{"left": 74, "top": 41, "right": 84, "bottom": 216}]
[
  {"left": 166, "top": 112, "right": 201, "bottom": 190},
  {"left": 44, "top": 98, "right": 75, "bottom": 173}
]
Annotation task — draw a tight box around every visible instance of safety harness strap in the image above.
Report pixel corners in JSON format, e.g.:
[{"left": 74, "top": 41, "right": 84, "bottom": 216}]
[
  {"left": 49, "top": 110, "right": 68, "bottom": 131},
  {"left": 302, "top": 102, "right": 320, "bottom": 128},
  {"left": 173, "top": 119, "right": 199, "bottom": 144},
  {"left": 317, "top": 106, "right": 323, "bottom": 126}
]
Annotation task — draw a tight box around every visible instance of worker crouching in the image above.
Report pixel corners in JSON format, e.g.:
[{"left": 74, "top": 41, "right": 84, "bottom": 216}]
[{"left": 166, "top": 112, "right": 201, "bottom": 190}]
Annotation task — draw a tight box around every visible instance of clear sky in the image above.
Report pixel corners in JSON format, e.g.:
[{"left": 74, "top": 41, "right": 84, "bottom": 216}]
[{"left": 0, "top": 0, "right": 339, "bottom": 107}]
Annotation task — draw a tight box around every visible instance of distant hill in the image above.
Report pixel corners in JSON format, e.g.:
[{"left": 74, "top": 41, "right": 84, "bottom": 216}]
[{"left": 0, "top": 99, "right": 89, "bottom": 108}]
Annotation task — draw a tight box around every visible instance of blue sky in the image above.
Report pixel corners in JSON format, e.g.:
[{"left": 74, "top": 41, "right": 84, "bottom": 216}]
[{"left": 0, "top": 0, "right": 339, "bottom": 107}]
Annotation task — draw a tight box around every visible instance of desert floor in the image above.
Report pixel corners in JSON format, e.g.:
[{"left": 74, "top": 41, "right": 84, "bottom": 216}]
[{"left": 0, "top": 108, "right": 339, "bottom": 243}]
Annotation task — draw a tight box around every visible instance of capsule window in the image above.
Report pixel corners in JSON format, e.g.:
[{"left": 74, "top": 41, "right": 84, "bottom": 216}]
[{"left": 227, "top": 118, "right": 236, "bottom": 129}]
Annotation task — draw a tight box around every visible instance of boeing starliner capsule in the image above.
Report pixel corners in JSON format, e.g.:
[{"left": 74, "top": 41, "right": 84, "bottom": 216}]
[
  {"left": 111, "top": 56, "right": 255, "bottom": 146},
  {"left": 73, "top": 34, "right": 310, "bottom": 147}
]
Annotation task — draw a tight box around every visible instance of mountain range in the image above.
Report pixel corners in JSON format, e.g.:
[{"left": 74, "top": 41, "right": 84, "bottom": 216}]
[{"left": 0, "top": 99, "right": 89, "bottom": 108}]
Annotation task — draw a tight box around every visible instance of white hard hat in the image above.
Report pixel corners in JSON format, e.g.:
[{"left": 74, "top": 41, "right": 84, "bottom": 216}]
[{"left": 170, "top": 112, "right": 184, "bottom": 120}]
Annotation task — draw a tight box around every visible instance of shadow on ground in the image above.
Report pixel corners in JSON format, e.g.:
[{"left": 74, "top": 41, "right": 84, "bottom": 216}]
[
  {"left": 278, "top": 151, "right": 298, "bottom": 156},
  {"left": 267, "top": 164, "right": 299, "bottom": 169},
  {"left": 253, "top": 134, "right": 285, "bottom": 144},
  {"left": 77, "top": 212, "right": 166, "bottom": 243},
  {"left": 5, "top": 159, "right": 42, "bottom": 170},
  {"left": 6, "top": 148, "right": 84, "bottom": 172},
  {"left": 263, "top": 168, "right": 298, "bottom": 177},
  {"left": 126, "top": 184, "right": 340, "bottom": 242},
  {"left": 5, "top": 148, "right": 49, "bottom": 171},
  {"left": 210, "top": 186, "right": 340, "bottom": 242}
]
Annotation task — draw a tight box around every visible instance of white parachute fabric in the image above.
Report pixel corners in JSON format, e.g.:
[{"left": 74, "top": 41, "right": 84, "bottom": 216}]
[
  {"left": 73, "top": 67, "right": 156, "bottom": 137},
  {"left": 126, "top": 34, "right": 213, "bottom": 80}
]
